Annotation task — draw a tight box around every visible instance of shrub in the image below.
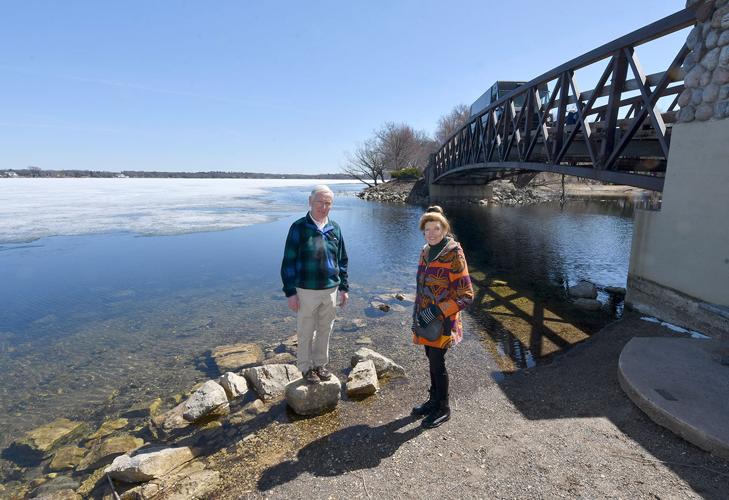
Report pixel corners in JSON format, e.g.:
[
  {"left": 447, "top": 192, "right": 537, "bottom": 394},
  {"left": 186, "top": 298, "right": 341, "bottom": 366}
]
[{"left": 390, "top": 167, "right": 421, "bottom": 180}]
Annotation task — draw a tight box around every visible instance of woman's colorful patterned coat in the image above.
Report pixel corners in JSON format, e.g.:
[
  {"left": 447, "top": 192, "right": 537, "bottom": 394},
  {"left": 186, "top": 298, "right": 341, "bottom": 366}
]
[{"left": 412, "top": 238, "right": 474, "bottom": 348}]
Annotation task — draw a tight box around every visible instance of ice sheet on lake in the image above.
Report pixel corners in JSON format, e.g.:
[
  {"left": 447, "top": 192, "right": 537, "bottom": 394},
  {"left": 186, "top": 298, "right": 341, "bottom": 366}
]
[{"left": 0, "top": 178, "right": 356, "bottom": 243}]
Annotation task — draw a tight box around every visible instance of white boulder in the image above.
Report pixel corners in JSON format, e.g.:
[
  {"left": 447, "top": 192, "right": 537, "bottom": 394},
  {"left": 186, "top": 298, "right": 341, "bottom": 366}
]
[
  {"left": 182, "top": 381, "right": 230, "bottom": 422},
  {"left": 217, "top": 372, "right": 248, "bottom": 400},
  {"left": 285, "top": 376, "right": 341, "bottom": 416},
  {"left": 244, "top": 364, "right": 302, "bottom": 401},
  {"left": 350, "top": 348, "right": 406, "bottom": 378},
  {"left": 105, "top": 446, "right": 195, "bottom": 483},
  {"left": 346, "top": 360, "right": 379, "bottom": 398}
]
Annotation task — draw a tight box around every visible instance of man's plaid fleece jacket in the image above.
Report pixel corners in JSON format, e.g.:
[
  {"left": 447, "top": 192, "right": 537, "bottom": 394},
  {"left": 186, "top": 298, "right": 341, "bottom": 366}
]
[{"left": 281, "top": 213, "right": 349, "bottom": 297}]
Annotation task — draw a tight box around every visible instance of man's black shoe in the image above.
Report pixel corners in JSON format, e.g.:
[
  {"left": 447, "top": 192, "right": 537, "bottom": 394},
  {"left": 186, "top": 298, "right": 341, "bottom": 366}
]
[
  {"left": 315, "top": 366, "right": 332, "bottom": 381},
  {"left": 421, "top": 404, "right": 450, "bottom": 429},
  {"left": 304, "top": 369, "right": 320, "bottom": 384}
]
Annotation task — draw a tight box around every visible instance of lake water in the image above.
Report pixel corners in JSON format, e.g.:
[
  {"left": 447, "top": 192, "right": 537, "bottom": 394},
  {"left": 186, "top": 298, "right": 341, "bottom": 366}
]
[{"left": 0, "top": 178, "right": 645, "bottom": 486}]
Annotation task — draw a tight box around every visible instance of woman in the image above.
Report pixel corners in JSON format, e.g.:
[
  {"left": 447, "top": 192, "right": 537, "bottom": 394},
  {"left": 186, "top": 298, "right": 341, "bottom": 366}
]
[{"left": 412, "top": 206, "right": 473, "bottom": 429}]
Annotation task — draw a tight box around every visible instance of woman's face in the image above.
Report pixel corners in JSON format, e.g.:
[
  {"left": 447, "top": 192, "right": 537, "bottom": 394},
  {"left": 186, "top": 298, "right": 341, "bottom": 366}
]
[{"left": 423, "top": 220, "right": 445, "bottom": 246}]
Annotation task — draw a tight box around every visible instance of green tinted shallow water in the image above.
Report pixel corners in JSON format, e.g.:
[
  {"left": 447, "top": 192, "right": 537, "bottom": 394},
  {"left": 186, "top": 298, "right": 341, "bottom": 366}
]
[{"left": 0, "top": 181, "right": 645, "bottom": 487}]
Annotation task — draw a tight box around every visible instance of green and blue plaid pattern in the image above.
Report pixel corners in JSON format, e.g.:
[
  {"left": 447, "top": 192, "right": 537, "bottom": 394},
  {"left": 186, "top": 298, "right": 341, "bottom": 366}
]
[{"left": 281, "top": 213, "right": 349, "bottom": 297}]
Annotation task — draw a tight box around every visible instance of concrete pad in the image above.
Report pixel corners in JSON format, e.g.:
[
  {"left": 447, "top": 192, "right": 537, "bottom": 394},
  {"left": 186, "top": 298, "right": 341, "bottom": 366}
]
[{"left": 618, "top": 337, "right": 729, "bottom": 459}]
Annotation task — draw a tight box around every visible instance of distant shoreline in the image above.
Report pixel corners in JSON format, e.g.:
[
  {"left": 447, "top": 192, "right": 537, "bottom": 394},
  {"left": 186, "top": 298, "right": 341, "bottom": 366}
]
[{"left": 0, "top": 168, "right": 353, "bottom": 180}]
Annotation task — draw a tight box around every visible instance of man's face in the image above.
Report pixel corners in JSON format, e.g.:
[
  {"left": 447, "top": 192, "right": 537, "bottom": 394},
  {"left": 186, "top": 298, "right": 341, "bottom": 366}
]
[{"left": 310, "top": 191, "right": 333, "bottom": 221}]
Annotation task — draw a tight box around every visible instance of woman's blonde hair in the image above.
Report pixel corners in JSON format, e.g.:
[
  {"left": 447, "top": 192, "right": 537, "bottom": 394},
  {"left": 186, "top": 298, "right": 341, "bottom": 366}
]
[{"left": 419, "top": 205, "right": 451, "bottom": 234}]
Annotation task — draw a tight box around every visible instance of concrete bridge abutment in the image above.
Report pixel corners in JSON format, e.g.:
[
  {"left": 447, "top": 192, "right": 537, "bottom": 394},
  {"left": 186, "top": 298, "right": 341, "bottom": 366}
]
[
  {"left": 627, "top": 118, "right": 729, "bottom": 340},
  {"left": 428, "top": 183, "right": 492, "bottom": 204}
]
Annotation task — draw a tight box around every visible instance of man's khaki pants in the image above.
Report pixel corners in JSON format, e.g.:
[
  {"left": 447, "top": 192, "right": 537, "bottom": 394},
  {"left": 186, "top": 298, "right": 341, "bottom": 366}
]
[{"left": 295, "top": 287, "right": 338, "bottom": 373}]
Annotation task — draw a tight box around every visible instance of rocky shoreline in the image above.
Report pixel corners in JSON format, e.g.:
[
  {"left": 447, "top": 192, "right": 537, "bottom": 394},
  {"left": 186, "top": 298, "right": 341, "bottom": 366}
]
[
  {"left": 0, "top": 294, "right": 415, "bottom": 500},
  {"left": 357, "top": 174, "right": 655, "bottom": 206}
]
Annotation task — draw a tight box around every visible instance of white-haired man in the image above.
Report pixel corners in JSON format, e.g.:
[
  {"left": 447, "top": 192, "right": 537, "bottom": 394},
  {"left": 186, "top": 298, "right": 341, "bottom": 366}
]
[{"left": 281, "top": 185, "right": 349, "bottom": 383}]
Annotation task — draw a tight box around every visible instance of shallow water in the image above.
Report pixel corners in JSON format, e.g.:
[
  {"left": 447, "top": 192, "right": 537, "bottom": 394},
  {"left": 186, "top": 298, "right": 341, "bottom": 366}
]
[{"left": 0, "top": 179, "right": 646, "bottom": 487}]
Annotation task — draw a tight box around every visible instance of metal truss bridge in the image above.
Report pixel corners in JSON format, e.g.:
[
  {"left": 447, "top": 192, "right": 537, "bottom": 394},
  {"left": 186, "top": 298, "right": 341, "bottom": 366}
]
[{"left": 430, "top": 7, "right": 701, "bottom": 192}]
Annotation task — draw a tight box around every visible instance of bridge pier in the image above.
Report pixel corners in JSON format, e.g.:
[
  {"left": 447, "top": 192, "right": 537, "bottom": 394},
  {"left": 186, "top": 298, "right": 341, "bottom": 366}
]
[
  {"left": 627, "top": 118, "right": 729, "bottom": 340},
  {"left": 428, "top": 183, "right": 492, "bottom": 204}
]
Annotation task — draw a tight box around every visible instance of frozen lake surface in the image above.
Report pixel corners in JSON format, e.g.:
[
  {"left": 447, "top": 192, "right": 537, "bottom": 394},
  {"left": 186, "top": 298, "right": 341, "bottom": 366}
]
[{"left": 0, "top": 177, "right": 357, "bottom": 243}]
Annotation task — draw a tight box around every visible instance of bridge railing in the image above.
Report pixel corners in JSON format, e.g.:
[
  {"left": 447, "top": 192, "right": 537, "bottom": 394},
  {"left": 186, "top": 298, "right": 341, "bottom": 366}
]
[{"left": 432, "top": 8, "right": 699, "bottom": 191}]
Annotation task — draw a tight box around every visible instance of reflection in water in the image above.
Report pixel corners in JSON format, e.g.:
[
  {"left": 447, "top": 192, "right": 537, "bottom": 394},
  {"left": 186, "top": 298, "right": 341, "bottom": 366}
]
[
  {"left": 447, "top": 199, "right": 641, "bottom": 371},
  {"left": 467, "top": 275, "right": 600, "bottom": 372}
]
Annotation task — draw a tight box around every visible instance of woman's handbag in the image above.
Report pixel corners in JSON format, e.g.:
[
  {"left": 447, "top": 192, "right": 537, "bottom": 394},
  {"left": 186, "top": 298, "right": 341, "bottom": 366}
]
[{"left": 415, "top": 319, "right": 443, "bottom": 341}]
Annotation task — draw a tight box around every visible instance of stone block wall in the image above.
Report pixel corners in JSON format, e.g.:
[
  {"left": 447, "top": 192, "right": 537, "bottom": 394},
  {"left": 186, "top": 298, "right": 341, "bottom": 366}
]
[{"left": 678, "top": 0, "right": 729, "bottom": 122}]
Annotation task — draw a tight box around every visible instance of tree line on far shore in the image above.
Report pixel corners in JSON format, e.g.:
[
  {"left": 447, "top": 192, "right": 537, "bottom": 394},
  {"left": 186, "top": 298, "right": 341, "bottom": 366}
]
[
  {"left": 341, "top": 104, "right": 470, "bottom": 187},
  {"left": 0, "top": 166, "right": 352, "bottom": 180}
]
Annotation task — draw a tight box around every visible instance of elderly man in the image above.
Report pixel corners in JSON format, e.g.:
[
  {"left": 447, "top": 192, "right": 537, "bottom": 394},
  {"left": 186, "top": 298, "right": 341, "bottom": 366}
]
[{"left": 281, "top": 185, "right": 349, "bottom": 384}]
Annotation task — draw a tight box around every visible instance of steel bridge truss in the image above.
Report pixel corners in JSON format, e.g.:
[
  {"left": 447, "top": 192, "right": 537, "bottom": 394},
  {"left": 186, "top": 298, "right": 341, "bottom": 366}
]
[{"left": 432, "top": 8, "right": 700, "bottom": 192}]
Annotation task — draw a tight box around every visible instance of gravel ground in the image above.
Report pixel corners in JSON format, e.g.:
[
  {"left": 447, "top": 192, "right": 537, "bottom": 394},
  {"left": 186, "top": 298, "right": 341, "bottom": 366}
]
[{"left": 206, "top": 311, "right": 729, "bottom": 499}]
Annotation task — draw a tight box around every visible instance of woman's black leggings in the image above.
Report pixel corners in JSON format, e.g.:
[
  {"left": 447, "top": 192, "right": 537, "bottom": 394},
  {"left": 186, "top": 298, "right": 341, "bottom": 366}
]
[{"left": 425, "top": 345, "right": 449, "bottom": 405}]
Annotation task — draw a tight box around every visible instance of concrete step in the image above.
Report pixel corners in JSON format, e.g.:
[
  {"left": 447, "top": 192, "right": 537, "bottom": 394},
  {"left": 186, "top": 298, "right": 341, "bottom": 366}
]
[{"left": 618, "top": 337, "right": 729, "bottom": 459}]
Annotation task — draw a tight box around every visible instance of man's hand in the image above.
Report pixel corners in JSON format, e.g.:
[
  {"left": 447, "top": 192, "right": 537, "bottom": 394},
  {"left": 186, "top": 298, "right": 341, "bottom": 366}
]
[
  {"left": 287, "top": 295, "right": 300, "bottom": 312},
  {"left": 338, "top": 291, "right": 349, "bottom": 307}
]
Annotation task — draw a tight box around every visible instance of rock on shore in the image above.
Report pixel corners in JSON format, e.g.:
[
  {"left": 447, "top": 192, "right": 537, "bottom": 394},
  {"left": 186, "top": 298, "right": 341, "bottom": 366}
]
[
  {"left": 357, "top": 179, "right": 427, "bottom": 203},
  {"left": 105, "top": 446, "right": 195, "bottom": 483},
  {"left": 285, "top": 377, "right": 342, "bottom": 416}
]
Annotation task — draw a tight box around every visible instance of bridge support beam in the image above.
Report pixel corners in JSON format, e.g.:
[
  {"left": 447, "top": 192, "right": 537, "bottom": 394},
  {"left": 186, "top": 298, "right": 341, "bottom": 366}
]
[
  {"left": 428, "top": 183, "right": 492, "bottom": 204},
  {"left": 627, "top": 118, "right": 729, "bottom": 340}
]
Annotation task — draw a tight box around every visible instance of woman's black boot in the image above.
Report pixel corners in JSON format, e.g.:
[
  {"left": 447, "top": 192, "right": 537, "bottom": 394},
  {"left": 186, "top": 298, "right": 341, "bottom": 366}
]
[
  {"left": 411, "top": 388, "right": 436, "bottom": 417},
  {"left": 421, "top": 401, "right": 450, "bottom": 429}
]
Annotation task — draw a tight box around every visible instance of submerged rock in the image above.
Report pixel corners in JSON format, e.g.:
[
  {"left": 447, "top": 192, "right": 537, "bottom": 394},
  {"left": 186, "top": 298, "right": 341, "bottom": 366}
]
[
  {"left": 285, "top": 376, "right": 341, "bottom": 416},
  {"left": 7, "top": 418, "right": 86, "bottom": 463},
  {"left": 346, "top": 360, "right": 379, "bottom": 398},
  {"left": 573, "top": 298, "right": 602, "bottom": 311},
  {"left": 28, "top": 476, "right": 81, "bottom": 498},
  {"left": 48, "top": 446, "right": 86, "bottom": 471},
  {"left": 77, "top": 434, "right": 144, "bottom": 472},
  {"left": 105, "top": 446, "right": 195, "bottom": 483},
  {"left": 122, "top": 398, "right": 162, "bottom": 419},
  {"left": 262, "top": 352, "right": 297, "bottom": 366},
  {"left": 183, "top": 381, "right": 230, "bottom": 422},
  {"left": 351, "top": 348, "right": 406, "bottom": 379},
  {"left": 605, "top": 286, "right": 627, "bottom": 296},
  {"left": 211, "top": 343, "right": 263, "bottom": 372},
  {"left": 244, "top": 364, "right": 302, "bottom": 401},
  {"left": 32, "top": 488, "right": 80, "bottom": 500},
  {"left": 569, "top": 281, "right": 598, "bottom": 299},
  {"left": 87, "top": 418, "right": 129, "bottom": 441}
]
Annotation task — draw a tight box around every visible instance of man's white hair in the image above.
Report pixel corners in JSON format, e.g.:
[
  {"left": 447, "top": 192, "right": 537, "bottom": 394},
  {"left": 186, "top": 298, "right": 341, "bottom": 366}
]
[{"left": 310, "top": 184, "right": 334, "bottom": 198}]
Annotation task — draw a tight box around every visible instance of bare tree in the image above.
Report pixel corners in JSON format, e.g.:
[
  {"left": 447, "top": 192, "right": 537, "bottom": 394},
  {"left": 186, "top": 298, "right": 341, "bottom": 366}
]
[
  {"left": 343, "top": 122, "right": 436, "bottom": 183},
  {"left": 435, "top": 104, "right": 470, "bottom": 145},
  {"left": 375, "top": 122, "right": 435, "bottom": 175},
  {"left": 342, "top": 139, "right": 384, "bottom": 187},
  {"left": 375, "top": 122, "right": 418, "bottom": 174},
  {"left": 413, "top": 131, "right": 438, "bottom": 172}
]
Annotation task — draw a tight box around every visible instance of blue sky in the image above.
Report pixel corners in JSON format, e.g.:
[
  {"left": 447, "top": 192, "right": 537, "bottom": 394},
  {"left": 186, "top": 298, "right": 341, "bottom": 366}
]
[{"left": 0, "top": 0, "right": 687, "bottom": 174}]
